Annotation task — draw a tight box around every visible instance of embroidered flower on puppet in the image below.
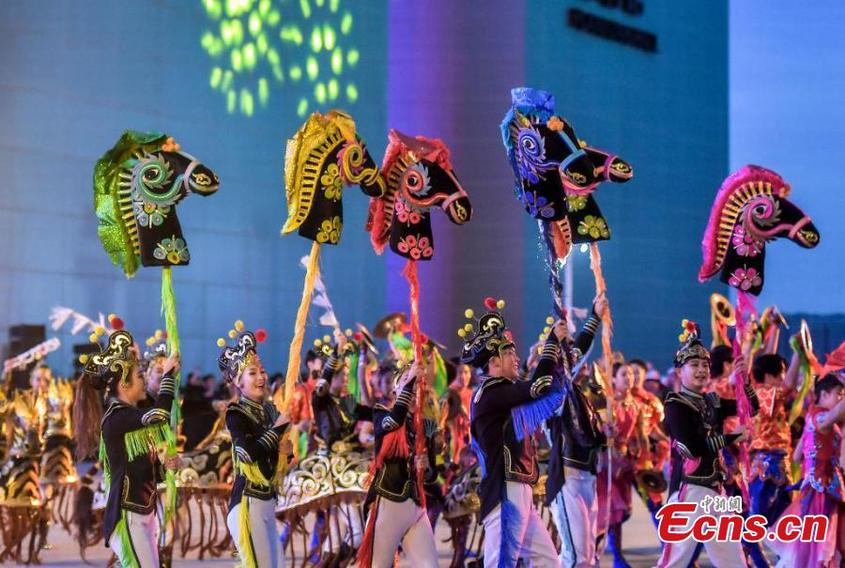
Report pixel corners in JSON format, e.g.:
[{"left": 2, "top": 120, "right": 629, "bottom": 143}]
[
  {"left": 395, "top": 200, "right": 422, "bottom": 225},
  {"left": 316, "top": 216, "right": 342, "bottom": 244},
  {"left": 728, "top": 266, "right": 762, "bottom": 291},
  {"left": 566, "top": 195, "right": 588, "bottom": 212},
  {"left": 320, "top": 163, "right": 343, "bottom": 201},
  {"left": 731, "top": 225, "right": 763, "bottom": 257},
  {"left": 133, "top": 201, "right": 171, "bottom": 228},
  {"left": 396, "top": 234, "right": 433, "bottom": 260},
  {"left": 521, "top": 191, "right": 555, "bottom": 219},
  {"left": 577, "top": 215, "right": 609, "bottom": 239},
  {"left": 153, "top": 237, "right": 190, "bottom": 264}
]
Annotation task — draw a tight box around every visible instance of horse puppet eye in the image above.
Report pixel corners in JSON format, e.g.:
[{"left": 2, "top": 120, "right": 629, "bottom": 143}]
[
  {"left": 402, "top": 163, "right": 431, "bottom": 196},
  {"left": 406, "top": 172, "right": 422, "bottom": 189},
  {"left": 518, "top": 129, "right": 543, "bottom": 156}
]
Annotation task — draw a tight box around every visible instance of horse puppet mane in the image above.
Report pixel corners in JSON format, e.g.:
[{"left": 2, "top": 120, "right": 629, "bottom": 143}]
[
  {"left": 366, "top": 130, "right": 452, "bottom": 254},
  {"left": 698, "top": 164, "right": 789, "bottom": 283}
]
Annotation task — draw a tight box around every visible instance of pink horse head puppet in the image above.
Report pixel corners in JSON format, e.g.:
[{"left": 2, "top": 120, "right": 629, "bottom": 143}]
[
  {"left": 699, "top": 165, "right": 820, "bottom": 296},
  {"left": 366, "top": 130, "right": 472, "bottom": 260}
]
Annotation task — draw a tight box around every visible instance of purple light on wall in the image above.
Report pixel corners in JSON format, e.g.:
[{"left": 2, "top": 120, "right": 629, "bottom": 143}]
[{"left": 386, "top": 1, "right": 528, "bottom": 352}]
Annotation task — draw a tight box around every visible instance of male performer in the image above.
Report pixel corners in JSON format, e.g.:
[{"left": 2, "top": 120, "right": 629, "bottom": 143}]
[
  {"left": 357, "top": 361, "right": 439, "bottom": 568},
  {"left": 464, "top": 300, "right": 562, "bottom": 567},
  {"left": 657, "top": 322, "right": 759, "bottom": 567},
  {"left": 544, "top": 297, "right": 608, "bottom": 568}
]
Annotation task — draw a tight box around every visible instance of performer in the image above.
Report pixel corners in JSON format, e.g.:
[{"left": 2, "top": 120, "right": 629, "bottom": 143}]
[
  {"left": 310, "top": 334, "right": 373, "bottom": 564},
  {"left": 439, "top": 359, "right": 473, "bottom": 466},
  {"left": 139, "top": 332, "right": 168, "bottom": 406},
  {"left": 289, "top": 349, "right": 321, "bottom": 435},
  {"left": 219, "top": 327, "right": 291, "bottom": 568},
  {"left": 748, "top": 353, "right": 796, "bottom": 527},
  {"left": 545, "top": 299, "right": 608, "bottom": 568},
  {"left": 357, "top": 360, "right": 439, "bottom": 568},
  {"left": 73, "top": 329, "right": 180, "bottom": 568},
  {"left": 768, "top": 373, "right": 845, "bottom": 566},
  {"left": 657, "top": 322, "right": 759, "bottom": 568},
  {"left": 464, "top": 299, "right": 562, "bottom": 567},
  {"left": 596, "top": 361, "right": 645, "bottom": 568},
  {"left": 629, "top": 358, "right": 670, "bottom": 524}
]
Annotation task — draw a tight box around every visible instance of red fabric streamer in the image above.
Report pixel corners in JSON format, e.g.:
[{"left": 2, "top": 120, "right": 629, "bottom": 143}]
[
  {"left": 401, "top": 260, "right": 427, "bottom": 509},
  {"left": 356, "top": 496, "right": 379, "bottom": 568},
  {"left": 820, "top": 341, "right": 845, "bottom": 378},
  {"left": 357, "top": 424, "right": 411, "bottom": 567},
  {"left": 732, "top": 290, "right": 757, "bottom": 506}
]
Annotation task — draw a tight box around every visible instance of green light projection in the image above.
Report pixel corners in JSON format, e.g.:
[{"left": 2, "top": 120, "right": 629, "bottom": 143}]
[{"left": 201, "top": 0, "right": 360, "bottom": 117}]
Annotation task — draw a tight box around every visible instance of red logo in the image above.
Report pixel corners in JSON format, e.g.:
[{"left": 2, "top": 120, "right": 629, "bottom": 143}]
[{"left": 656, "top": 502, "right": 828, "bottom": 543}]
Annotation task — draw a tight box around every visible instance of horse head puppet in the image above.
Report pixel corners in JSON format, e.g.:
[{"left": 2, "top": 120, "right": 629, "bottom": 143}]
[
  {"left": 367, "top": 129, "right": 471, "bottom": 260},
  {"left": 699, "top": 165, "right": 820, "bottom": 295},
  {"left": 283, "top": 110, "right": 385, "bottom": 245},
  {"left": 501, "top": 87, "right": 632, "bottom": 259},
  {"left": 94, "top": 131, "right": 219, "bottom": 277}
]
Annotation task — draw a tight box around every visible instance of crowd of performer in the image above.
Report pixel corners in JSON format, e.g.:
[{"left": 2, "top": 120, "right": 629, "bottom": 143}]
[{"left": 0, "top": 289, "right": 842, "bottom": 568}]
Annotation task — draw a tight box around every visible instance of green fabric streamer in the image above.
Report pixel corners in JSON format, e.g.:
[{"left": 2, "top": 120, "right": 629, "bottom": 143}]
[
  {"left": 389, "top": 331, "right": 414, "bottom": 361},
  {"left": 433, "top": 348, "right": 447, "bottom": 397},
  {"left": 298, "top": 430, "right": 309, "bottom": 459},
  {"left": 161, "top": 267, "right": 181, "bottom": 430},
  {"left": 114, "top": 510, "right": 141, "bottom": 568},
  {"left": 788, "top": 335, "right": 813, "bottom": 425},
  {"left": 160, "top": 265, "right": 181, "bottom": 525},
  {"left": 347, "top": 351, "right": 360, "bottom": 402}
]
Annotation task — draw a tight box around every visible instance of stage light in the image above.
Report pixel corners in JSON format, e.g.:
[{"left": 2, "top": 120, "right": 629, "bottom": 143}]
[{"left": 200, "top": 0, "right": 361, "bottom": 118}]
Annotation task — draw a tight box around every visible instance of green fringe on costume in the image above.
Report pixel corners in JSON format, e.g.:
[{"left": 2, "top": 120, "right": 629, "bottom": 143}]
[
  {"left": 122, "top": 420, "right": 178, "bottom": 523},
  {"left": 124, "top": 422, "right": 175, "bottom": 462},
  {"left": 114, "top": 510, "right": 141, "bottom": 568},
  {"left": 99, "top": 436, "right": 111, "bottom": 491}
]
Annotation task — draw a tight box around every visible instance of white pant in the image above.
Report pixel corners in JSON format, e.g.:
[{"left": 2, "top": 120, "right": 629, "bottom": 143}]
[
  {"left": 227, "top": 496, "right": 282, "bottom": 568},
  {"left": 110, "top": 510, "right": 159, "bottom": 568},
  {"left": 370, "top": 497, "right": 438, "bottom": 568},
  {"left": 656, "top": 484, "right": 745, "bottom": 568},
  {"left": 323, "top": 502, "right": 364, "bottom": 552},
  {"left": 482, "top": 481, "right": 560, "bottom": 568},
  {"left": 550, "top": 468, "right": 597, "bottom": 568}
]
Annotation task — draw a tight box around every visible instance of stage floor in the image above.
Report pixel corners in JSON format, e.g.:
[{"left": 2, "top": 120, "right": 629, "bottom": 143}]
[{"left": 0, "top": 493, "right": 680, "bottom": 567}]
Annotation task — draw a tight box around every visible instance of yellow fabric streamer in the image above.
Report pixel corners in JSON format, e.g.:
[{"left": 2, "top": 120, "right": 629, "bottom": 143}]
[
  {"left": 279, "top": 241, "right": 321, "bottom": 412},
  {"left": 238, "top": 494, "right": 257, "bottom": 568}
]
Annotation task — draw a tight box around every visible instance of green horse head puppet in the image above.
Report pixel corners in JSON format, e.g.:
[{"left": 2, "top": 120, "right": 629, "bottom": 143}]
[{"left": 93, "top": 130, "right": 219, "bottom": 277}]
